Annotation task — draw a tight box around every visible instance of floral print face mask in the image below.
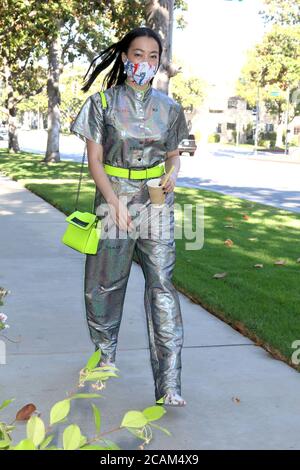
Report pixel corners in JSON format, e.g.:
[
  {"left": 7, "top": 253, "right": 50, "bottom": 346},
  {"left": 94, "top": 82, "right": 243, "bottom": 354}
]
[{"left": 123, "top": 58, "right": 159, "bottom": 86}]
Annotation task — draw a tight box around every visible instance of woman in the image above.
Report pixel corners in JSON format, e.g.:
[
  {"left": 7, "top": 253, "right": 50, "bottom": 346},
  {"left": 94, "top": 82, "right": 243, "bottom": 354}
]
[{"left": 70, "top": 26, "right": 189, "bottom": 406}]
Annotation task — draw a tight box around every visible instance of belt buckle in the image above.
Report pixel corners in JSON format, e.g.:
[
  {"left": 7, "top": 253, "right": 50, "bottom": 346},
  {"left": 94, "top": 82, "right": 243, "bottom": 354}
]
[{"left": 128, "top": 167, "right": 145, "bottom": 179}]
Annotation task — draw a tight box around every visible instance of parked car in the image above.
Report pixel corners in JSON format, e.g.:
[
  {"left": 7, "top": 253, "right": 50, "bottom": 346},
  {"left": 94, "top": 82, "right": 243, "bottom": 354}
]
[{"left": 178, "top": 134, "right": 197, "bottom": 156}]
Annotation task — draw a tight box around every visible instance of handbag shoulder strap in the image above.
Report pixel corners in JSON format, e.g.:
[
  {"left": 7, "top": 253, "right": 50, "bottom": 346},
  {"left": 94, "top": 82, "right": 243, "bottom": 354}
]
[
  {"left": 99, "top": 90, "right": 108, "bottom": 109},
  {"left": 74, "top": 90, "right": 108, "bottom": 212}
]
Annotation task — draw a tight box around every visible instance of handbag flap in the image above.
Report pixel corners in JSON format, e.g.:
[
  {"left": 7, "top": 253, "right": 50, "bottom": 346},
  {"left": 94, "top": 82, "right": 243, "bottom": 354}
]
[{"left": 65, "top": 211, "right": 97, "bottom": 230}]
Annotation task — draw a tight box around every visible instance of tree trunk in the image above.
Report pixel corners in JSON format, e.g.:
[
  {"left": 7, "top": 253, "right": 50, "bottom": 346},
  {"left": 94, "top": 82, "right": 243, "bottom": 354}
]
[
  {"left": 145, "top": 0, "right": 174, "bottom": 95},
  {"left": 4, "top": 62, "right": 20, "bottom": 153},
  {"left": 43, "top": 24, "right": 63, "bottom": 163},
  {"left": 8, "top": 104, "right": 20, "bottom": 154}
]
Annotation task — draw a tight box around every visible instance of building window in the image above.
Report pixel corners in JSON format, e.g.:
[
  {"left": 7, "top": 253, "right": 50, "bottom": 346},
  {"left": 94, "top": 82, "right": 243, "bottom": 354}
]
[
  {"left": 216, "top": 123, "right": 222, "bottom": 133},
  {"left": 228, "top": 98, "right": 237, "bottom": 109},
  {"left": 227, "top": 122, "right": 236, "bottom": 130},
  {"left": 294, "top": 126, "right": 300, "bottom": 135},
  {"left": 265, "top": 123, "right": 274, "bottom": 132}
]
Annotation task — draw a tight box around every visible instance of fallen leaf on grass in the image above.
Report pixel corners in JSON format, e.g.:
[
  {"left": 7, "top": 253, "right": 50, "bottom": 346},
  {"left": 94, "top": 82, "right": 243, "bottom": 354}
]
[
  {"left": 213, "top": 272, "right": 228, "bottom": 279},
  {"left": 242, "top": 215, "right": 249, "bottom": 220},
  {"left": 232, "top": 397, "right": 241, "bottom": 404},
  {"left": 248, "top": 238, "right": 258, "bottom": 241},
  {"left": 16, "top": 403, "right": 37, "bottom": 421},
  {"left": 224, "top": 224, "right": 235, "bottom": 228},
  {"left": 254, "top": 264, "right": 264, "bottom": 268},
  {"left": 225, "top": 217, "right": 233, "bottom": 221},
  {"left": 224, "top": 239, "right": 234, "bottom": 247},
  {"left": 274, "top": 260, "right": 287, "bottom": 266}
]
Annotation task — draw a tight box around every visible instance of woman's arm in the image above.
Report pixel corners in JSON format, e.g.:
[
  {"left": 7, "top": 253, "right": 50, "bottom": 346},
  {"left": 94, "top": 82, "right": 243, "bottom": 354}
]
[
  {"left": 86, "top": 139, "right": 134, "bottom": 232},
  {"left": 86, "top": 139, "right": 119, "bottom": 205},
  {"left": 160, "top": 149, "right": 181, "bottom": 192}
]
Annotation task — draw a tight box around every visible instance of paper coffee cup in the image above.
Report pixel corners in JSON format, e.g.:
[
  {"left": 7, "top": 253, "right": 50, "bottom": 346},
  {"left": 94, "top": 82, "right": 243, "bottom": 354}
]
[{"left": 146, "top": 178, "right": 166, "bottom": 207}]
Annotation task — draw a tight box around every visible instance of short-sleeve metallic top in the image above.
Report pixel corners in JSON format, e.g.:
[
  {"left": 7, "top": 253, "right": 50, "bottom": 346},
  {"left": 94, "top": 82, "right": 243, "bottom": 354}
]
[{"left": 70, "top": 80, "right": 189, "bottom": 171}]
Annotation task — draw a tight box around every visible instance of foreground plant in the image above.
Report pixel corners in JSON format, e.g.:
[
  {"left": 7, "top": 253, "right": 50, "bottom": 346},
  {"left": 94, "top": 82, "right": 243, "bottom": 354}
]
[
  {"left": 0, "top": 313, "right": 9, "bottom": 331},
  {"left": 0, "top": 287, "right": 10, "bottom": 332},
  {"left": 0, "top": 350, "right": 170, "bottom": 450}
]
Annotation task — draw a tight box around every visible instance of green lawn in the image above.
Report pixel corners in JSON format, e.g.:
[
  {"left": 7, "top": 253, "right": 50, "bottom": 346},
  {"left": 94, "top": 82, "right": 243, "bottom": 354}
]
[{"left": 1, "top": 149, "right": 300, "bottom": 371}]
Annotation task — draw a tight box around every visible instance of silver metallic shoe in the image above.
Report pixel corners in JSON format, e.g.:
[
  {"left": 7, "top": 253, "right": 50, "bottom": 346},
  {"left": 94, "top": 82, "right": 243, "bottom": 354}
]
[
  {"left": 99, "top": 360, "right": 116, "bottom": 373},
  {"left": 157, "top": 392, "right": 187, "bottom": 407}
]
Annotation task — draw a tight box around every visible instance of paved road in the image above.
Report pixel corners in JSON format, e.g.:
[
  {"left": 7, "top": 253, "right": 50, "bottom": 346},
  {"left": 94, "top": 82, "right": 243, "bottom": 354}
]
[
  {"left": 3, "top": 130, "right": 300, "bottom": 213},
  {"left": 179, "top": 144, "right": 300, "bottom": 213}
]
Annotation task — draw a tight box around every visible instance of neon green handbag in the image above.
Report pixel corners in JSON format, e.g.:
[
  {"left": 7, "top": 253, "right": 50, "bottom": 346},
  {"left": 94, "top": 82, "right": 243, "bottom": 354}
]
[
  {"left": 61, "top": 145, "right": 101, "bottom": 255},
  {"left": 62, "top": 91, "right": 107, "bottom": 255},
  {"left": 62, "top": 209, "right": 101, "bottom": 255}
]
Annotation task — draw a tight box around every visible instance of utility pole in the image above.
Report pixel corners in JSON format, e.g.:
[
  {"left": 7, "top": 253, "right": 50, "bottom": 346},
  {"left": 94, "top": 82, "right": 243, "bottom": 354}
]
[
  {"left": 254, "top": 84, "right": 260, "bottom": 155},
  {"left": 285, "top": 85, "right": 290, "bottom": 155},
  {"left": 235, "top": 100, "right": 242, "bottom": 147}
]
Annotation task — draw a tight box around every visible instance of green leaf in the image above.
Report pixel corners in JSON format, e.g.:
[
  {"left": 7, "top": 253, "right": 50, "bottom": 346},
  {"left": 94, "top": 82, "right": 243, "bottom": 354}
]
[
  {"left": 142, "top": 406, "right": 166, "bottom": 422},
  {"left": 27, "top": 415, "right": 45, "bottom": 447},
  {"left": 91, "top": 403, "right": 101, "bottom": 433},
  {"left": 83, "top": 372, "right": 118, "bottom": 382},
  {"left": 126, "top": 427, "right": 145, "bottom": 440},
  {"left": 85, "top": 350, "right": 101, "bottom": 371},
  {"left": 79, "top": 435, "right": 87, "bottom": 447},
  {"left": 0, "top": 399, "right": 15, "bottom": 412},
  {"left": 155, "top": 397, "right": 165, "bottom": 405},
  {"left": 90, "top": 366, "right": 118, "bottom": 372},
  {"left": 62, "top": 424, "right": 81, "bottom": 450},
  {"left": 70, "top": 393, "right": 103, "bottom": 400},
  {"left": 43, "top": 446, "right": 61, "bottom": 450},
  {"left": 13, "top": 438, "right": 36, "bottom": 450},
  {"left": 80, "top": 445, "right": 110, "bottom": 450},
  {"left": 50, "top": 399, "right": 71, "bottom": 425},
  {"left": 100, "top": 439, "right": 121, "bottom": 450},
  {"left": 0, "top": 422, "right": 10, "bottom": 442},
  {"left": 0, "top": 439, "right": 10, "bottom": 449},
  {"left": 5, "top": 425, "right": 15, "bottom": 432},
  {"left": 39, "top": 434, "right": 54, "bottom": 450},
  {"left": 120, "top": 411, "right": 148, "bottom": 429},
  {"left": 150, "top": 422, "right": 172, "bottom": 437}
]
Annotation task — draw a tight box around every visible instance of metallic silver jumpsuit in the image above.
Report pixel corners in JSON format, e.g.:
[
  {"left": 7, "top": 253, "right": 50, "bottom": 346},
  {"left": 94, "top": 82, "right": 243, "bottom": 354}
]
[{"left": 70, "top": 81, "right": 189, "bottom": 400}]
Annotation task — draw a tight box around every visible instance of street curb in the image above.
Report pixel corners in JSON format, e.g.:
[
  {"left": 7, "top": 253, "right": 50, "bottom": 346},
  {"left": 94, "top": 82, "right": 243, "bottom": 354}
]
[{"left": 216, "top": 145, "right": 300, "bottom": 164}]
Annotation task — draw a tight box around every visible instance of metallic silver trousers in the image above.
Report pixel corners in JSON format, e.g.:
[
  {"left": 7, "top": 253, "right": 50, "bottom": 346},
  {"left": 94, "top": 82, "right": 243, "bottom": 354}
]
[{"left": 84, "top": 179, "right": 183, "bottom": 400}]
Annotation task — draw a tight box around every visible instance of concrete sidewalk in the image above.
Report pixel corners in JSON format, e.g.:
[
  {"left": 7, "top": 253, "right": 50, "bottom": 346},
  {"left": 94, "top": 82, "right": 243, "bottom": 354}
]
[
  {"left": 0, "top": 172, "right": 300, "bottom": 450},
  {"left": 208, "top": 143, "right": 300, "bottom": 164}
]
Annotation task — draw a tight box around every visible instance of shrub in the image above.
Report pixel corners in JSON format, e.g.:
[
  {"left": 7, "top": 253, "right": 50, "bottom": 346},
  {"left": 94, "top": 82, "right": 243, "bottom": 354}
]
[
  {"left": 289, "top": 137, "right": 299, "bottom": 147},
  {"left": 208, "top": 133, "right": 220, "bottom": 143}
]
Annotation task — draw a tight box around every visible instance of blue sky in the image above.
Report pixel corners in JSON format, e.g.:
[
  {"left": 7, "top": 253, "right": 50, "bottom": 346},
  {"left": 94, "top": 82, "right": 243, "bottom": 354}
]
[{"left": 173, "top": 0, "right": 266, "bottom": 85}]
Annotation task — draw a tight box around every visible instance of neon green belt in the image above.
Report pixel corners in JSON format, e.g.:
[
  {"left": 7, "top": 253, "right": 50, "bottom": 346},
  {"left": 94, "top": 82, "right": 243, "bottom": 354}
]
[{"left": 104, "top": 162, "right": 165, "bottom": 180}]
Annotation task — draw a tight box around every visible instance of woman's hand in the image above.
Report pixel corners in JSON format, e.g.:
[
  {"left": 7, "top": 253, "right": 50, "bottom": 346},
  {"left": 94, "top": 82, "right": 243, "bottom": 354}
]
[
  {"left": 159, "top": 173, "right": 177, "bottom": 193},
  {"left": 109, "top": 199, "right": 134, "bottom": 233}
]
